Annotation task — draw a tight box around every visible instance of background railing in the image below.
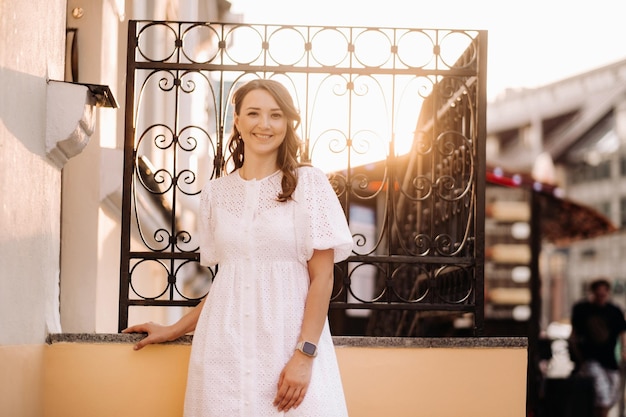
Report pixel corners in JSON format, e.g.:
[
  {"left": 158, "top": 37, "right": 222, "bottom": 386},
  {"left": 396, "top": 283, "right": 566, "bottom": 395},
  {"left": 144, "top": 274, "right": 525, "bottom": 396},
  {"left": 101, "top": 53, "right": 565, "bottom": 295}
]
[{"left": 119, "top": 20, "right": 487, "bottom": 335}]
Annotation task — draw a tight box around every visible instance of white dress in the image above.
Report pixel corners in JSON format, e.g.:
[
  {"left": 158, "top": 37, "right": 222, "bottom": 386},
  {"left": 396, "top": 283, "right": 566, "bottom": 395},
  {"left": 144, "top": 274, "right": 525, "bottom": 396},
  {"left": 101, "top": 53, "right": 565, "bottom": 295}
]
[{"left": 184, "top": 166, "right": 353, "bottom": 417}]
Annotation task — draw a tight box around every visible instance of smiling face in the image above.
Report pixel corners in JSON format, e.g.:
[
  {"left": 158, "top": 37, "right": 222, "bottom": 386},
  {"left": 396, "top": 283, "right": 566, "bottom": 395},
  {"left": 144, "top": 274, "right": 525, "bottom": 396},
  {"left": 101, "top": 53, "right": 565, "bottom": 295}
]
[{"left": 234, "top": 88, "right": 287, "bottom": 164}]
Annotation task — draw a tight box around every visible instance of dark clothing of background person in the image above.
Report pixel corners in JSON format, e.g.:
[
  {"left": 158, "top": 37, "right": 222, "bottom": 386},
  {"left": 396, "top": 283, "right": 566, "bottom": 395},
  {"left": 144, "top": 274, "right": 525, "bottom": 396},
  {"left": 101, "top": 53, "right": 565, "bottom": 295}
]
[
  {"left": 571, "top": 299, "right": 626, "bottom": 370},
  {"left": 570, "top": 281, "right": 626, "bottom": 417}
]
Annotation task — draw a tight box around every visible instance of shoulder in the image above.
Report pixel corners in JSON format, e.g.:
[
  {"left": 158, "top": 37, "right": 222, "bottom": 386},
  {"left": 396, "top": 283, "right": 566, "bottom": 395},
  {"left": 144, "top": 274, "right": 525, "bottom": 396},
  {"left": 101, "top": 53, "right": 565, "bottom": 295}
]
[
  {"left": 201, "top": 173, "right": 237, "bottom": 197},
  {"left": 607, "top": 302, "right": 625, "bottom": 315},
  {"left": 572, "top": 301, "right": 591, "bottom": 313},
  {"left": 297, "top": 165, "right": 325, "bottom": 186},
  {"left": 297, "top": 165, "right": 327, "bottom": 181},
  {"left": 205, "top": 172, "right": 236, "bottom": 188},
  {"left": 298, "top": 165, "right": 339, "bottom": 187},
  {"left": 296, "top": 165, "right": 334, "bottom": 192}
]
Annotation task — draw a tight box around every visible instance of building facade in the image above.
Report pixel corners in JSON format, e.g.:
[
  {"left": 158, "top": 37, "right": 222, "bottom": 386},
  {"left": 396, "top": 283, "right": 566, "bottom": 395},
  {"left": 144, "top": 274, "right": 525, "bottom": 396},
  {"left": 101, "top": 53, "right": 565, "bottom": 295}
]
[{"left": 487, "top": 58, "right": 626, "bottom": 324}]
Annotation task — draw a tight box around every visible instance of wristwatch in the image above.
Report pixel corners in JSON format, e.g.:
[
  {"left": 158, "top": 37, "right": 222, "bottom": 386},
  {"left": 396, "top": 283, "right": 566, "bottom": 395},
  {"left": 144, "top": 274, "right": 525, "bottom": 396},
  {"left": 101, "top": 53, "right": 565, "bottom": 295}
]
[{"left": 295, "top": 341, "right": 318, "bottom": 357}]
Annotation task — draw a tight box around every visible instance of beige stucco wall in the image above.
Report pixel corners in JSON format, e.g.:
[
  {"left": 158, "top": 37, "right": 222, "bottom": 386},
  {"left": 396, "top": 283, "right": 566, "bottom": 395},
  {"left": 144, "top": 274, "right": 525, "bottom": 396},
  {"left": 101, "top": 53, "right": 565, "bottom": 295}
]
[
  {"left": 60, "top": 0, "right": 201, "bottom": 335},
  {"left": 0, "top": 0, "right": 66, "bottom": 344},
  {"left": 60, "top": 0, "right": 125, "bottom": 334},
  {"left": 0, "top": 342, "right": 527, "bottom": 417}
]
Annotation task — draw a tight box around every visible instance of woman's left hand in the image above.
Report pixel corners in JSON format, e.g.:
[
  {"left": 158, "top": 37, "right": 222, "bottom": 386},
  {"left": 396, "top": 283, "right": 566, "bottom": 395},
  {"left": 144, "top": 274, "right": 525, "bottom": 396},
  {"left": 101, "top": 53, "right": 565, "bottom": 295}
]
[{"left": 273, "top": 352, "right": 313, "bottom": 412}]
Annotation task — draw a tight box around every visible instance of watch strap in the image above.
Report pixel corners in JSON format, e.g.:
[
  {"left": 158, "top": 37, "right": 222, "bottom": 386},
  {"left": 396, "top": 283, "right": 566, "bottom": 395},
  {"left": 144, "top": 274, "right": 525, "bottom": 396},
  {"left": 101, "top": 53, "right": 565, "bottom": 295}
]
[{"left": 295, "top": 340, "right": 318, "bottom": 357}]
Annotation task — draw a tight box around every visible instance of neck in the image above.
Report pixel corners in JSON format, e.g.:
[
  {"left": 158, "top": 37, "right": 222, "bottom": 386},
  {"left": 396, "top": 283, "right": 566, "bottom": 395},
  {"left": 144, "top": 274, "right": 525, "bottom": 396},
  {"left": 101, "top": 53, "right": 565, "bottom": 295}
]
[{"left": 239, "top": 160, "right": 280, "bottom": 180}]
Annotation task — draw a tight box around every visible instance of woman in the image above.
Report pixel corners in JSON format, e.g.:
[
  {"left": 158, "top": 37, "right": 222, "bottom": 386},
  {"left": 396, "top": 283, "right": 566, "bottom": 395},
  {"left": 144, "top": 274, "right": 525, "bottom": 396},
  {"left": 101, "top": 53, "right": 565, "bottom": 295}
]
[{"left": 123, "top": 79, "right": 353, "bottom": 416}]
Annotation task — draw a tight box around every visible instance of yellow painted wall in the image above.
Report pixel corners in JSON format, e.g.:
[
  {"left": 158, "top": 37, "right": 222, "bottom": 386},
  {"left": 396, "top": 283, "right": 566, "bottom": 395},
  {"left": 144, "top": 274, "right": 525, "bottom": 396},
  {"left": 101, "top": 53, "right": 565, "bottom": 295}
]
[
  {"left": 43, "top": 343, "right": 190, "bottom": 417},
  {"left": 336, "top": 346, "right": 527, "bottom": 417},
  {"left": 0, "top": 342, "right": 527, "bottom": 417},
  {"left": 0, "top": 345, "right": 45, "bottom": 417}
]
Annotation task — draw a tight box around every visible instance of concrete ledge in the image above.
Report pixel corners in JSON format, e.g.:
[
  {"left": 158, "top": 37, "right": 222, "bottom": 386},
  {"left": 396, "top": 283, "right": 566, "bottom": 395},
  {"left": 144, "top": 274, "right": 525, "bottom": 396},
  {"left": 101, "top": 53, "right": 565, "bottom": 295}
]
[{"left": 47, "top": 333, "right": 527, "bottom": 348}]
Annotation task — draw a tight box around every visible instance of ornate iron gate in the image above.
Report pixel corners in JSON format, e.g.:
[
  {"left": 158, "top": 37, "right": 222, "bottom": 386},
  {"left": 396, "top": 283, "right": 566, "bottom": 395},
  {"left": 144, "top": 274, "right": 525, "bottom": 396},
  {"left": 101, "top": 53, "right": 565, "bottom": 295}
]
[{"left": 119, "top": 20, "right": 487, "bottom": 335}]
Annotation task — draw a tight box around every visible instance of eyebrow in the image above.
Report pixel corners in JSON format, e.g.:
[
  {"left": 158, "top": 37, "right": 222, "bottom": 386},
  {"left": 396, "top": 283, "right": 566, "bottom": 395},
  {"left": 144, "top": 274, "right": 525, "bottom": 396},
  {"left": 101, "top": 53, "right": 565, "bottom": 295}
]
[{"left": 243, "top": 106, "right": 282, "bottom": 112}]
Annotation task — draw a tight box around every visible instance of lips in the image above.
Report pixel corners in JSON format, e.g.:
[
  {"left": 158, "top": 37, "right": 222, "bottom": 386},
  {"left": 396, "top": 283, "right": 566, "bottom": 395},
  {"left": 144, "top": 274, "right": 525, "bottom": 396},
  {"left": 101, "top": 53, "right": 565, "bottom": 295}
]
[{"left": 253, "top": 133, "right": 272, "bottom": 140}]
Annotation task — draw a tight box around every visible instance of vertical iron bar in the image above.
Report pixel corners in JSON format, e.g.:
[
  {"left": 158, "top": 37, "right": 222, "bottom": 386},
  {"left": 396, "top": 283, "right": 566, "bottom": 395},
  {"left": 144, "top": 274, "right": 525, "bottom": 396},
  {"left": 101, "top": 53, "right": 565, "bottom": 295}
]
[
  {"left": 169, "top": 37, "right": 181, "bottom": 301},
  {"left": 527, "top": 189, "right": 542, "bottom": 416},
  {"left": 473, "top": 30, "right": 488, "bottom": 336},
  {"left": 118, "top": 20, "right": 138, "bottom": 332}
]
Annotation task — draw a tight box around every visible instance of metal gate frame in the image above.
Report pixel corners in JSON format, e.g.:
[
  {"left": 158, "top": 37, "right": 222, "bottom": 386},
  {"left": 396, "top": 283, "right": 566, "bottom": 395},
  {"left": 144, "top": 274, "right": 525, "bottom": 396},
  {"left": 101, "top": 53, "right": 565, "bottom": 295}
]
[{"left": 119, "top": 20, "right": 487, "bottom": 335}]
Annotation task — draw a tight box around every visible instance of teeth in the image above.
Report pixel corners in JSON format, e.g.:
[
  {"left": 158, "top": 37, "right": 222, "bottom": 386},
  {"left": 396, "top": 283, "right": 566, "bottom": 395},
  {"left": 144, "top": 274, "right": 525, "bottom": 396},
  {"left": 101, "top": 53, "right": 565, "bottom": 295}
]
[{"left": 255, "top": 134, "right": 271, "bottom": 139}]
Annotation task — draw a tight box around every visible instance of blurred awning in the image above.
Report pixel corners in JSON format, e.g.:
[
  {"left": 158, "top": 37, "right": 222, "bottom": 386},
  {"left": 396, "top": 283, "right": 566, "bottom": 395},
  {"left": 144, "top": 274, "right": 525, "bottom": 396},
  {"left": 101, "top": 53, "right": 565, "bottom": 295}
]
[
  {"left": 487, "top": 167, "right": 617, "bottom": 244},
  {"left": 535, "top": 192, "right": 617, "bottom": 244}
]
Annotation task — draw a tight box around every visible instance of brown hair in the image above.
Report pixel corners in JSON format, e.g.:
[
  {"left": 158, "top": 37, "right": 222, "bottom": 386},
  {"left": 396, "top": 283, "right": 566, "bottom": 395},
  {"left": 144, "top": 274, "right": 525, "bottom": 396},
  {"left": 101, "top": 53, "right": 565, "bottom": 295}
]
[
  {"left": 227, "top": 79, "right": 303, "bottom": 201},
  {"left": 590, "top": 278, "right": 611, "bottom": 292}
]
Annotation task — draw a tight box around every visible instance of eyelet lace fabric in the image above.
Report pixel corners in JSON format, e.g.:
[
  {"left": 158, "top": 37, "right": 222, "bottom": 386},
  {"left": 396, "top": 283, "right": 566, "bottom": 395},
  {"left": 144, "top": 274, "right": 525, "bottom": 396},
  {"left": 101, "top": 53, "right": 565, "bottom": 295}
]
[{"left": 186, "top": 166, "right": 353, "bottom": 416}]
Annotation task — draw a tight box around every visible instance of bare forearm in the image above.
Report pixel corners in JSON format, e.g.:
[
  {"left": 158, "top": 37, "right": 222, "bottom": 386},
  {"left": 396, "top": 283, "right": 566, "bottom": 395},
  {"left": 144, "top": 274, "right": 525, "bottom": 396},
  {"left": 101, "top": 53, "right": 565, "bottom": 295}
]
[
  {"left": 275, "top": 249, "right": 334, "bottom": 412},
  {"left": 171, "top": 298, "right": 205, "bottom": 337},
  {"left": 299, "top": 249, "right": 334, "bottom": 344},
  {"left": 299, "top": 274, "right": 333, "bottom": 343}
]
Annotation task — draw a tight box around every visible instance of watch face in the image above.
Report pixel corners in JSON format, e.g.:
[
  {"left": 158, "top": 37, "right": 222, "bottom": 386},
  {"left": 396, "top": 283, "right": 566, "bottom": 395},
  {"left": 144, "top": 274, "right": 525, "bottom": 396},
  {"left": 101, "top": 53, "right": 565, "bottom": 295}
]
[{"left": 302, "top": 341, "right": 316, "bottom": 355}]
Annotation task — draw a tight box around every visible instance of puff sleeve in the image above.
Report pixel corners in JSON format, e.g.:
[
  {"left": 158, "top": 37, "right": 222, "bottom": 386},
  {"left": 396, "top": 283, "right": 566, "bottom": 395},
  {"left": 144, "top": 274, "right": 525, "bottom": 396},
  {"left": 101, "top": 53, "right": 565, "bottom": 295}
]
[
  {"left": 295, "top": 166, "right": 354, "bottom": 263},
  {"left": 199, "top": 181, "right": 219, "bottom": 266}
]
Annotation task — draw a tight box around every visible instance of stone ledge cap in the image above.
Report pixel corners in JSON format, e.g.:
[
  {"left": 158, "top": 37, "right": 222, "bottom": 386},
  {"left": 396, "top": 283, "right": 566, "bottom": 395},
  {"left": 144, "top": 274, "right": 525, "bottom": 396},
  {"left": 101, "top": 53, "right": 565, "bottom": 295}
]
[{"left": 47, "top": 333, "right": 527, "bottom": 349}]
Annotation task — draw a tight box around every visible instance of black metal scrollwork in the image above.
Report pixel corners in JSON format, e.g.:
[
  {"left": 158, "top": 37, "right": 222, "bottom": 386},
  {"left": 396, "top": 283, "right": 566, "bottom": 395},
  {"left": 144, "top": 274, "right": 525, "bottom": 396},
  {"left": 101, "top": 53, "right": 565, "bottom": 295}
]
[{"left": 119, "top": 21, "right": 487, "bottom": 335}]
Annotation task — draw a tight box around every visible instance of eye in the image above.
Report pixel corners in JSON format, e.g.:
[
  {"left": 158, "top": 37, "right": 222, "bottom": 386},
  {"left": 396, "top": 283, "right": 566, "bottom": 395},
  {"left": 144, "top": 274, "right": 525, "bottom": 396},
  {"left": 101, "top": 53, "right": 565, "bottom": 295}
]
[{"left": 271, "top": 112, "right": 283, "bottom": 119}]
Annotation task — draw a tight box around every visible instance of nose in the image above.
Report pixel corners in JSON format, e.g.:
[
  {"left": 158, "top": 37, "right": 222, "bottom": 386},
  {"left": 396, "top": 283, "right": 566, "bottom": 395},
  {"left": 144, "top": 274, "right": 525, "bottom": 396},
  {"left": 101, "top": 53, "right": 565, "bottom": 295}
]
[{"left": 259, "top": 114, "right": 270, "bottom": 128}]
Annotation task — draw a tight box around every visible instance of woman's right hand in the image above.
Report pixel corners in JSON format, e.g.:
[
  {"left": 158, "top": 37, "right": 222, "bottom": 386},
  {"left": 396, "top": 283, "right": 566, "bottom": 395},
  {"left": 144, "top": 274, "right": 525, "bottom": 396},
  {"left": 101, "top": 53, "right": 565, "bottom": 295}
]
[
  {"left": 122, "top": 322, "right": 176, "bottom": 350},
  {"left": 123, "top": 299, "right": 205, "bottom": 350}
]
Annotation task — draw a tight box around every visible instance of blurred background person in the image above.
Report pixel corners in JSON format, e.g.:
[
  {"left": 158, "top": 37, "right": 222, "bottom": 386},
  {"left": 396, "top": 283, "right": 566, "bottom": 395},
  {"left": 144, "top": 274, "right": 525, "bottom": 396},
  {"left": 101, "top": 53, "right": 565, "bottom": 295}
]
[{"left": 570, "top": 278, "right": 626, "bottom": 417}]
